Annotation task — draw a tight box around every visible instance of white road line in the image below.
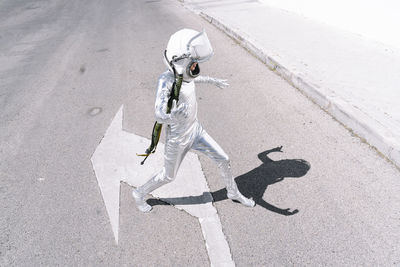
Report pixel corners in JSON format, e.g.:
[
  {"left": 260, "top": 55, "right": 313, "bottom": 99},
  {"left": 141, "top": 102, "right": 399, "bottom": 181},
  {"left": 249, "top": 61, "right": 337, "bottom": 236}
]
[{"left": 91, "top": 106, "right": 235, "bottom": 267}]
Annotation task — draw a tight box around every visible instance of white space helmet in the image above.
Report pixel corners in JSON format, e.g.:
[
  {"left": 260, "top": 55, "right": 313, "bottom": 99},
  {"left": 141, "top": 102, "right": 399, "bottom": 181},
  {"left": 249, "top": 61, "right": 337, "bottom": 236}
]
[{"left": 164, "top": 29, "right": 213, "bottom": 80}]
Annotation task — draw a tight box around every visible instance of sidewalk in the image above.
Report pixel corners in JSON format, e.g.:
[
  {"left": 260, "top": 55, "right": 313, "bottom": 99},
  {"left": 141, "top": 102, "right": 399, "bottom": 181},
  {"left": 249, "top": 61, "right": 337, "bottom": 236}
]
[{"left": 184, "top": 0, "right": 400, "bottom": 168}]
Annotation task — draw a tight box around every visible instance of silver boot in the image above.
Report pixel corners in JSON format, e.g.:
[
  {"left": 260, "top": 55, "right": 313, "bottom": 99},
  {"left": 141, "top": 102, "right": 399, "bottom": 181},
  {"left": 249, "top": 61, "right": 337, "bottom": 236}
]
[
  {"left": 220, "top": 161, "right": 255, "bottom": 207},
  {"left": 132, "top": 170, "right": 169, "bottom": 212}
]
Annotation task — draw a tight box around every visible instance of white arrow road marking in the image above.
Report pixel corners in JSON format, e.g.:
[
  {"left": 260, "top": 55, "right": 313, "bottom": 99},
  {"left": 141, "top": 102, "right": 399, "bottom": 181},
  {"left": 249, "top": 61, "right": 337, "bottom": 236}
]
[{"left": 91, "top": 106, "right": 235, "bottom": 267}]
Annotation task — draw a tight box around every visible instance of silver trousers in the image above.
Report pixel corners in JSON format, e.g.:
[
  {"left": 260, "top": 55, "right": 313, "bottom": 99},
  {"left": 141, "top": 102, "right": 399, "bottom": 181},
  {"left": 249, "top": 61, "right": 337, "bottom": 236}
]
[{"left": 137, "top": 122, "right": 238, "bottom": 195}]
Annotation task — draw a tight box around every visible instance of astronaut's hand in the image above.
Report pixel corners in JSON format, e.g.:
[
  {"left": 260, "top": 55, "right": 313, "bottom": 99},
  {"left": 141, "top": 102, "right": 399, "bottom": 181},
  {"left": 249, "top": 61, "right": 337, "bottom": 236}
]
[
  {"left": 214, "top": 78, "right": 229, "bottom": 89},
  {"left": 170, "top": 99, "right": 188, "bottom": 123}
]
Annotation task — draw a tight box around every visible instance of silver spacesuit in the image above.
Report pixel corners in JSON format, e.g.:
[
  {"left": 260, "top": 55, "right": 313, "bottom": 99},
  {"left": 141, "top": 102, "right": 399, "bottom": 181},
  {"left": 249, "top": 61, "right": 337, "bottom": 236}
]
[{"left": 132, "top": 29, "right": 255, "bottom": 212}]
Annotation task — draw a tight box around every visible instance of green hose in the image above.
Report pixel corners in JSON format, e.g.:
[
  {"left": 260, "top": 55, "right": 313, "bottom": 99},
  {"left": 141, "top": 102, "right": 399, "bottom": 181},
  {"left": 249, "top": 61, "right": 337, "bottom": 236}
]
[{"left": 137, "top": 74, "right": 183, "bottom": 165}]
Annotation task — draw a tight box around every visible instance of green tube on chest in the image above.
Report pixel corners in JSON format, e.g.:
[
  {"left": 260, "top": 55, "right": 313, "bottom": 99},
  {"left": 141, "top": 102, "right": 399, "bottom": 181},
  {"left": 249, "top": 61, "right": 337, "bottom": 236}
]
[{"left": 137, "top": 74, "right": 183, "bottom": 165}]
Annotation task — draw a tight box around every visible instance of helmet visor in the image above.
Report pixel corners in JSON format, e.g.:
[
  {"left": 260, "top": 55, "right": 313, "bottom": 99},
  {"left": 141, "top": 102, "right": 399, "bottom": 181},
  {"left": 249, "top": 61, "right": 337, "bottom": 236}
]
[{"left": 188, "top": 31, "right": 214, "bottom": 63}]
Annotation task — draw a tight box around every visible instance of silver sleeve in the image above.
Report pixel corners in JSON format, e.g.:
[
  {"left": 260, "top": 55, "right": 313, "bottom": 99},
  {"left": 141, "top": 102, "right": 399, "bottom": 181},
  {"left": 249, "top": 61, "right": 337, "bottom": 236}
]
[
  {"left": 154, "top": 73, "right": 174, "bottom": 124},
  {"left": 194, "top": 75, "right": 215, "bottom": 84},
  {"left": 194, "top": 76, "right": 229, "bottom": 88}
]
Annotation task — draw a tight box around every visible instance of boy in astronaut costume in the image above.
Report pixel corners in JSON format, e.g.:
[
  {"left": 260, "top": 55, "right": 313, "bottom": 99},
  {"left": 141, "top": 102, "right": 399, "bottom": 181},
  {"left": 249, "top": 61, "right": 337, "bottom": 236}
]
[{"left": 133, "top": 29, "right": 255, "bottom": 212}]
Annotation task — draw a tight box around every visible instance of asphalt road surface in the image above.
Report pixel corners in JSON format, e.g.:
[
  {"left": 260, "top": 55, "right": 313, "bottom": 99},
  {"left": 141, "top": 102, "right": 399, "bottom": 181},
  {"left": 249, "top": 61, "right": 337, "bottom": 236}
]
[{"left": 1, "top": 0, "right": 399, "bottom": 266}]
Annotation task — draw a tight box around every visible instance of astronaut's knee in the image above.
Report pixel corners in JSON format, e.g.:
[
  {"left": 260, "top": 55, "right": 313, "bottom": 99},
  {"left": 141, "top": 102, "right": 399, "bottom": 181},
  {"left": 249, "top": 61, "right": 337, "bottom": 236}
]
[{"left": 164, "top": 174, "right": 175, "bottom": 182}]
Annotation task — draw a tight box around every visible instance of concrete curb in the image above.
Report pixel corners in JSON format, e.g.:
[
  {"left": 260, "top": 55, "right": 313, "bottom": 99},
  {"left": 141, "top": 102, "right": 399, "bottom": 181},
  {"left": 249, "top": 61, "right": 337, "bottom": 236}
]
[{"left": 195, "top": 10, "right": 400, "bottom": 169}]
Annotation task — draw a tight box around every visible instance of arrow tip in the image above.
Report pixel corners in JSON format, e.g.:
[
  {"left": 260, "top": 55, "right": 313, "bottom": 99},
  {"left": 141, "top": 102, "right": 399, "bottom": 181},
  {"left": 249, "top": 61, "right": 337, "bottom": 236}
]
[{"left": 105, "top": 105, "right": 124, "bottom": 137}]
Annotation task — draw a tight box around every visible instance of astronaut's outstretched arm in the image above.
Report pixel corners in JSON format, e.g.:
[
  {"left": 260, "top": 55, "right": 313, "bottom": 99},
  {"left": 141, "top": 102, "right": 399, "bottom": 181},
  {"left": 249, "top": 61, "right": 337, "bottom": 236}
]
[
  {"left": 154, "top": 74, "right": 187, "bottom": 124},
  {"left": 194, "top": 76, "right": 229, "bottom": 88}
]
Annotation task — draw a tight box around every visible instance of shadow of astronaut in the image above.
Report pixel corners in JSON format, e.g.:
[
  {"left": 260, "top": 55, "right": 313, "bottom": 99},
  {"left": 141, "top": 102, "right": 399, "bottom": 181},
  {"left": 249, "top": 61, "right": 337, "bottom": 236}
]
[
  {"left": 212, "top": 146, "right": 310, "bottom": 215},
  {"left": 148, "top": 146, "right": 310, "bottom": 216}
]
